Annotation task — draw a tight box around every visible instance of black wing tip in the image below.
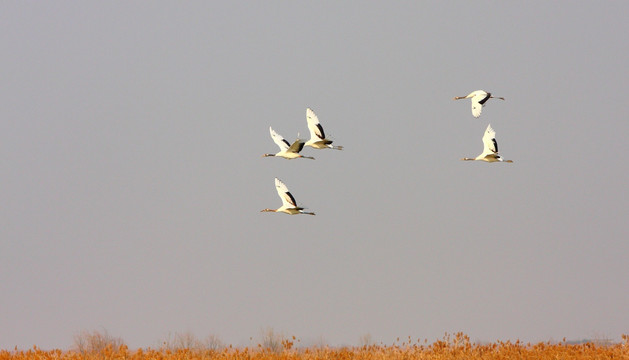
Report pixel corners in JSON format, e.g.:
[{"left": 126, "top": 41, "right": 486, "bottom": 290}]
[
  {"left": 316, "top": 124, "right": 326, "bottom": 140},
  {"left": 286, "top": 191, "right": 298, "bottom": 207},
  {"left": 296, "top": 142, "right": 305, "bottom": 153}
]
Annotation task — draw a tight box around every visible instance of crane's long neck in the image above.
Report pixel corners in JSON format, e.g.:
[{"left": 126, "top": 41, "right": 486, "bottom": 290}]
[
  {"left": 461, "top": 157, "right": 476, "bottom": 161},
  {"left": 260, "top": 208, "right": 277, "bottom": 213},
  {"left": 262, "top": 154, "right": 275, "bottom": 157}
]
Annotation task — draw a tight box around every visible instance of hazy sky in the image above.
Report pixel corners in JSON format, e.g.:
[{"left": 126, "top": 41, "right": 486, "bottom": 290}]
[{"left": 2, "top": 1, "right": 628, "bottom": 350}]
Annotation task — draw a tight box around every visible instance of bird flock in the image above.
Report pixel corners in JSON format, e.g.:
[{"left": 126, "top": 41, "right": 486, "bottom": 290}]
[
  {"left": 261, "top": 108, "right": 342, "bottom": 216},
  {"left": 454, "top": 90, "right": 512, "bottom": 163},
  {"left": 263, "top": 92, "right": 512, "bottom": 216}
]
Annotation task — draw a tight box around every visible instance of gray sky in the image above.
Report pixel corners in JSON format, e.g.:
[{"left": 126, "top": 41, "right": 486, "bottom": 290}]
[{"left": 1, "top": 1, "right": 628, "bottom": 350}]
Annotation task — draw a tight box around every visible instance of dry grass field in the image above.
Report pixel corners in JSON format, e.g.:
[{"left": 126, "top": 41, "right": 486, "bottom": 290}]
[{"left": 2, "top": 333, "right": 628, "bottom": 360}]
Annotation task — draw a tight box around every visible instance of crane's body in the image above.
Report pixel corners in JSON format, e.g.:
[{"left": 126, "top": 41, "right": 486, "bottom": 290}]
[
  {"left": 263, "top": 127, "right": 314, "bottom": 160},
  {"left": 261, "top": 178, "right": 315, "bottom": 215},
  {"left": 462, "top": 124, "right": 513, "bottom": 163},
  {"left": 305, "top": 108, "right": 343, "bottom": 150},
  {"left": 454, "top": 90, "right": 504, "bottom": 118}
]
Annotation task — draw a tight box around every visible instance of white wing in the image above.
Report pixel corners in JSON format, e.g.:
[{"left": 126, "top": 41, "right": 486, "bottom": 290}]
[
  {"left": 481, "top": 124, "right": 498, "bottom": 154},
  {"left": 306, "top": 108, "right": 326, "bottom": 140},
  {"left": 275, "top": 178, "right": 297, "bottom": 208},
  {"left": 270, "top": 126, "right": 290, "bottom": 151},
  {"left": 471, "top": 91, "right": 492, "bottom": 118},
  {"left": 471, "top": 99, "right": 483, "bottom": 118}
]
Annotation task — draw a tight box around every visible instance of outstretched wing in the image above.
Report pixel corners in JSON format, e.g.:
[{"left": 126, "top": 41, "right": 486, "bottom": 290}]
[
  {"left": 306, "top": 108, "right": 326, "bottom": 140},
  {"left": 275, "top": 178, "right": 298, "bottom": 208},
  {"left": 287, "top": 139, "right": 305, "bottom": 154},
  {"left": 270, "top": 126, "right": 290, "bottom": 151},
  {"left": 470, "top": 91, "right": 488, "bottom": 118},
  {"left": 471, "top": 99, "right": 483, "bottom": 118},
  {"left": 481, "top": 124, "right": 498, "bottom": 154}
]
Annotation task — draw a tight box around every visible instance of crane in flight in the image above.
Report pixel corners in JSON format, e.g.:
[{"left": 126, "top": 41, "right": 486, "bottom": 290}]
[
  {"left": 305, "top": 108, "right": 343, "bottom": 150},
  {"left": 462, "top": 124, "right": 513, "bottom": 163},
  {"left": 261, "top": 178, "right": 316, "bottom": 215},
  {"left": 453, "top": 90, "right": 504, "bottom": 118},
  {"left": 262, "top": 127, "right": 314, "bottom": 160}
]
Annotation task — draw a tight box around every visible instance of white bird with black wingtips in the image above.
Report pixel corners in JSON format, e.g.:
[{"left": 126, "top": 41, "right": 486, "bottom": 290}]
[
  {"left": 462, "top": 124, "right": 513, "bottom": 163},
  {"left": 261, "top": 178, "right": 315, "bottom": 215},
  {"left": 453, "top": 90, "right": 504, "bottom": 118},
  {"left": 262, "top": 126, "right": 314, "bottom": 160},
  {"left": 305, "top": 108, "right": 343, "bottom": 150}
]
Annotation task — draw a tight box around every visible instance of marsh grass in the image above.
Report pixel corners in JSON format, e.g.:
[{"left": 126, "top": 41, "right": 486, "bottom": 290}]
[{"left": 2, "top": 333, "right": 628, "bottom": 360}]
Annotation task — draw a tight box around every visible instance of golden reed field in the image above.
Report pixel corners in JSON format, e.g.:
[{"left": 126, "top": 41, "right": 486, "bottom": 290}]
[{"left": 2, "top": 333, "right": 628, "bottom": 360}]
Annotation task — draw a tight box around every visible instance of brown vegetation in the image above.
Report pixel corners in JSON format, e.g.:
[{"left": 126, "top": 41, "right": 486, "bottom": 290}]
[{"left": 1, "top": 333, "right": 628, "bottom": 360}]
